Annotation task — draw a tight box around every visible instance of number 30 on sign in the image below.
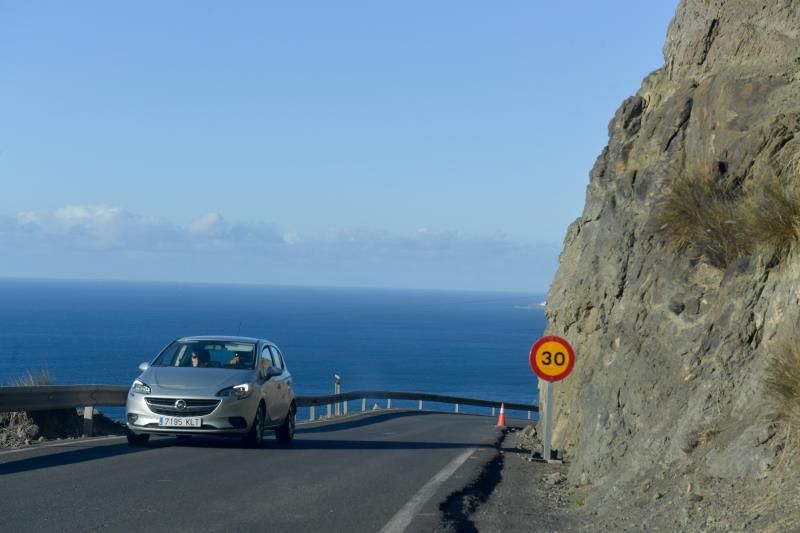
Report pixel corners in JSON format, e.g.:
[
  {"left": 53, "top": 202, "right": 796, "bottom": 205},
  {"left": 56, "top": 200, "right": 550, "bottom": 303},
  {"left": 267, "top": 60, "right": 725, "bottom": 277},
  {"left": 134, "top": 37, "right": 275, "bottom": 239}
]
[{"left": 529, "top": 335, "right": 575, "bottom": 382}]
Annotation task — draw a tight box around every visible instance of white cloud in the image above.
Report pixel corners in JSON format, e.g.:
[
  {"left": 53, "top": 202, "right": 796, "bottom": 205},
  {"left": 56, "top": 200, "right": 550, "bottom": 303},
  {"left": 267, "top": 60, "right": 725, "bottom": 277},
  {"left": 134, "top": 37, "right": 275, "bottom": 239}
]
[
  {"left": 3, "top": 205, "right": 288, "bottom": 252},
  {"left": 190, "top": 212, "right": 225, "bottom": 236},
  {"left": 0, "top": 205, "right": 560, "bottom": 291},
  {"left": 54, "top": 205, "right": 122, "bottom": 224},
  {"left": 8, "top": 205, "right": 173, "bottom": 251}
]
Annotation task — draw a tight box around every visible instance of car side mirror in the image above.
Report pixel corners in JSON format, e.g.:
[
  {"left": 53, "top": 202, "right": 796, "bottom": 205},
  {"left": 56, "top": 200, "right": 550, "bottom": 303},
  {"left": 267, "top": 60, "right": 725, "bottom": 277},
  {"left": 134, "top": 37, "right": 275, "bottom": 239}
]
[
  {"left": 138, "top": 362, "right": 150, "bottom": 372},
  {"left": 266, "top": 366, "right": 282, "bottom": 379}
]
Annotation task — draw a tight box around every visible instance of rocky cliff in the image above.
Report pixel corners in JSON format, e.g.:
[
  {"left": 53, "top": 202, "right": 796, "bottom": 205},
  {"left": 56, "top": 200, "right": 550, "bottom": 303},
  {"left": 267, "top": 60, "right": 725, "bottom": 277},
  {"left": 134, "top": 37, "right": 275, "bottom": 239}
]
[{"left": 546, "top": 0, "right": 800, "bottom": 529}]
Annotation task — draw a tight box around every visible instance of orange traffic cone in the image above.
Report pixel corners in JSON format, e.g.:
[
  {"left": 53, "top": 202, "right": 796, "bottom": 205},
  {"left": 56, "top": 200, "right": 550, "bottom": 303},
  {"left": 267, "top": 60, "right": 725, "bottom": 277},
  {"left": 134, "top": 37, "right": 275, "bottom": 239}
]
[{"left": 496, "top": 403, "right": 506, "bottom": 427}]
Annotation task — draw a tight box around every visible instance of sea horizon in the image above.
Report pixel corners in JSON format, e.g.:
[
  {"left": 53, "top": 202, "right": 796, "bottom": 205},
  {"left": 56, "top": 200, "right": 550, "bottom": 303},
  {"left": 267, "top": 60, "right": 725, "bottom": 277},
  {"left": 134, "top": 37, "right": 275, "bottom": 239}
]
[{"left": 0, "top": 275, "right": 546, "bottom": 298}]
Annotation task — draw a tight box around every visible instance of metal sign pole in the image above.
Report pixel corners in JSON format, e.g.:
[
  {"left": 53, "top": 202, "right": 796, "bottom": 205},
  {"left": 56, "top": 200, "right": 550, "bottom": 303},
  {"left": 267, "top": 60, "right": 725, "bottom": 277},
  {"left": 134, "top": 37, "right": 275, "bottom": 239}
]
[{"left": 542, "top": 379, "right": 553, "bottom": 461}]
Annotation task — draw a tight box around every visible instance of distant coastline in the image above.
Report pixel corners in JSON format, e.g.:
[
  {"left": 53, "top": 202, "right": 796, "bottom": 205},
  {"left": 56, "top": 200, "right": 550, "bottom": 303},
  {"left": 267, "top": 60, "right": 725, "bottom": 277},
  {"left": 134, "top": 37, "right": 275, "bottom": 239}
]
[{"left": 513, "top": 301, "right": 546, "bottom": 310}]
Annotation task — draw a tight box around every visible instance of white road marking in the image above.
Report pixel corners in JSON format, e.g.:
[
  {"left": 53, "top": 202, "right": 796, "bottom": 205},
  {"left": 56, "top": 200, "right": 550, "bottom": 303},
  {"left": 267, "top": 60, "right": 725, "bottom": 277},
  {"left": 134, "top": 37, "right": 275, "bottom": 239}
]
[
  {"left": 378, "top": 447, "right": 477, "bottom": 533},
  {"left": 0, "top": 435, "right": 125, "bottom": 457}
]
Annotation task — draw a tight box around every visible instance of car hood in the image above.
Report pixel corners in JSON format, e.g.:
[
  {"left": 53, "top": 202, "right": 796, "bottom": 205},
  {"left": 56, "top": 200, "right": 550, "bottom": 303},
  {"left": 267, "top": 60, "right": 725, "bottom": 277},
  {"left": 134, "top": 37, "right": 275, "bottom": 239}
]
[{"left": 139, "top": 367, "right": 254, "bottom": 394}]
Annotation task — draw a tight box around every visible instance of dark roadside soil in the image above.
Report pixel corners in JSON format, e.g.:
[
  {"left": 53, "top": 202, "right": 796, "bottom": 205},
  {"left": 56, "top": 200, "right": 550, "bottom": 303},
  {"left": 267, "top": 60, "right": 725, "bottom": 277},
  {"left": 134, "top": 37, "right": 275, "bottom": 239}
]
[
  {"left": 434, "top": 424, "right": 797, "bottom": 532},
  {"left": 437, "top": 425, "right": 578, "bottom": 533}
]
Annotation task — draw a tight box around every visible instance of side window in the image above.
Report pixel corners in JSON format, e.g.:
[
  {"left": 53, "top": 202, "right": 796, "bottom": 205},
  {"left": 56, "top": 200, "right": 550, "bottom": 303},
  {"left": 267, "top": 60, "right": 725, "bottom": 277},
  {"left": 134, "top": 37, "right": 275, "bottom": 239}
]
[
  {"left": 269, "top": 346, "right": 284, "bottom": 371},
  {"left": 260, "top": 347, "right": 272, "bottom": 376}
]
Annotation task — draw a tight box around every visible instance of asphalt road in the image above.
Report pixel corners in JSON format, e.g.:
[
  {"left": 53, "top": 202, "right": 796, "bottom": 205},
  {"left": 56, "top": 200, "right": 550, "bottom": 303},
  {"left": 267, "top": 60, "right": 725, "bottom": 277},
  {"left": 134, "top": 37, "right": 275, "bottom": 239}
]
[{"left": 0, "top": 410, "right": 503, "bottom": 533}]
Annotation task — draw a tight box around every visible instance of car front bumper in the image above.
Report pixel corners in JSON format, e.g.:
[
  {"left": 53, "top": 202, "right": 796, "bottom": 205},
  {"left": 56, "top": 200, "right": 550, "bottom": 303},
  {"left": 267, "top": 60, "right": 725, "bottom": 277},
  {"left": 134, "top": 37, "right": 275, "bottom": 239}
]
[{"left": 125, "top": 392, "right": 257, "bottom": 436}]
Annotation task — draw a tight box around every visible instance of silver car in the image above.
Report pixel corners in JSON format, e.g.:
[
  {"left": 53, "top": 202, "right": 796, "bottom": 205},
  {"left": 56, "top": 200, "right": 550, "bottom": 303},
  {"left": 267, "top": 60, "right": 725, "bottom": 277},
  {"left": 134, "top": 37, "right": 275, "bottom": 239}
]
[{"left": 125, "top": 336, "right": 296, "bottom": 447}]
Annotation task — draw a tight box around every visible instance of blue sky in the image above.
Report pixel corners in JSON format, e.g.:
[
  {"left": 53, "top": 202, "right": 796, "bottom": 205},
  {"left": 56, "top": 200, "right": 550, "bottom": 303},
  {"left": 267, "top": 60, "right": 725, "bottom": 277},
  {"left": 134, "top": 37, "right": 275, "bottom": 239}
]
[{"left": 0, "top": 1, "right": 678, "bottom": 292}]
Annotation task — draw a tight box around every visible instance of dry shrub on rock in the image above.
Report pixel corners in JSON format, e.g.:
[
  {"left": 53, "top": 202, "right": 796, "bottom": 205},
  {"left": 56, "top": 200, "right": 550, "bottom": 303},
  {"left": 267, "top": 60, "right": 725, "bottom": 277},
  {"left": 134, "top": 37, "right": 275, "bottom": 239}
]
[
  {"left": 756, "top": 334, "right": 800, "bottom": 531},
  {"left": 743, "top": 176, "right": 800, "bottom": 262},
  {"left": 764, "top": 334, "right": 800, "bottom": 430},
  {"left": 10, "top": 369, "right": 54, "bottom": 387},
  {"left": 0, "top": 409, "right": 39, "bottom": 448},
  {"left": 654, "top": 172, "right": 747, "bottom": 268},
  {"left": 0, "top": 370, "right": 55, "bottom": 448},
  {"left": 655, "top": 172, "right": 800, "bottom": 268}
]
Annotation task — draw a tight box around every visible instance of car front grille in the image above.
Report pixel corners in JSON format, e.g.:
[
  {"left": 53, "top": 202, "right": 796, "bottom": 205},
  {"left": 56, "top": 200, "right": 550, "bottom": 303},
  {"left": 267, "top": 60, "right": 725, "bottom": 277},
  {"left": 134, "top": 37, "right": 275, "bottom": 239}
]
[{"left": 145, "top": 397, "right": 220, "bottom": 416}]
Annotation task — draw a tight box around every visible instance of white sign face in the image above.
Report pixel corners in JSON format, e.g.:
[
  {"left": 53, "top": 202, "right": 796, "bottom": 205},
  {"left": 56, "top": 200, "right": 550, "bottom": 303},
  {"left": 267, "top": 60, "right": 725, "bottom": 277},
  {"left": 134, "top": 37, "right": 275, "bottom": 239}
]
[{"left": 158, "top": 416, "right": 202, "bottom": 427}]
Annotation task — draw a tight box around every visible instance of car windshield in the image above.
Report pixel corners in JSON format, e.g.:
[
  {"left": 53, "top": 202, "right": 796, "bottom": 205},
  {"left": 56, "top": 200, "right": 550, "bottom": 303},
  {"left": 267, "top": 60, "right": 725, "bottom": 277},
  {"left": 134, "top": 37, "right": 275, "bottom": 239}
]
[{"left": 152, "top": 341, "right": 257, "bottom": 370}]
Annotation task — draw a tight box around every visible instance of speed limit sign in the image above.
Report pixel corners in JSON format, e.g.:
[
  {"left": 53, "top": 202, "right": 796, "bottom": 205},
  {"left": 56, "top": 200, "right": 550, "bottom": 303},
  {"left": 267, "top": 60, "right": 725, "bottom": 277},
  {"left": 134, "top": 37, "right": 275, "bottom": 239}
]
[
  {"left": 529, "top": 335, "right": 575, "bottom": 382},
  {"left": 529, "top": 335, "right": 575, "bottom": 463}
]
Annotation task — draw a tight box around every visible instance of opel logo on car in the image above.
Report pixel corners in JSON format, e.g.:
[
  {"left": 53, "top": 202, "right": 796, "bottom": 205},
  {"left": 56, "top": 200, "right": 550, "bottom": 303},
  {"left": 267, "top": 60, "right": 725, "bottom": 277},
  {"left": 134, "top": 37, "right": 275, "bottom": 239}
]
[{"left": 174, "top": 399, "right": 187, "bottom": 411}]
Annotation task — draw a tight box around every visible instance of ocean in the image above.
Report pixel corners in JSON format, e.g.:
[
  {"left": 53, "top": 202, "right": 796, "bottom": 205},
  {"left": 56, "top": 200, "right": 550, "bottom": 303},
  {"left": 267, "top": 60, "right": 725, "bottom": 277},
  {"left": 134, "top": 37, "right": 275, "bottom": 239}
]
[{"left": 0, "top": 278, "right": 547, "bottom": 419}]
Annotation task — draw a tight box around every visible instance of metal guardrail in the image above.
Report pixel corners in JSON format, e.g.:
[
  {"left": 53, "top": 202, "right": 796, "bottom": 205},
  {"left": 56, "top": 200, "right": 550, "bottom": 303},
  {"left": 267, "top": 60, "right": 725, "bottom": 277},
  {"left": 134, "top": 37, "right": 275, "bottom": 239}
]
[
  {"left": 297, "top": 390, "right": 537, "bottom": 412},
  {"left": 0, "top": 385, "right": 129, "bottom": 412},
  {"left": 0, "top": 385, "right": 539, "bottom": 435}
]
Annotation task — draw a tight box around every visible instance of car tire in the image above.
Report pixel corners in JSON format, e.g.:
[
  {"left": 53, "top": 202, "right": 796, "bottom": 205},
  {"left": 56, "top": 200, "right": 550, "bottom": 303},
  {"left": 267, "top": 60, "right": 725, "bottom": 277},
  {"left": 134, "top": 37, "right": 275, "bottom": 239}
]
[
  {"left": 243, "top": 403, "right": 265, "bottom": 448},
  {"left": 126, "top": 429, "right": 150, "bottom": 446},
  {"left": 275, "top": 405, "right": 295, "bottom": 444}
]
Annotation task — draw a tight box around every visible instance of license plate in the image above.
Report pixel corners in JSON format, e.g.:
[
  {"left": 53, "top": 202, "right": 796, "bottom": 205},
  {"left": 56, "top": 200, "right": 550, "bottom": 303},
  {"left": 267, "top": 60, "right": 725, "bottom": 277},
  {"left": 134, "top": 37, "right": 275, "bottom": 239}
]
[{"left": 158, "top": 416, "right": 202, "bottom": 427}]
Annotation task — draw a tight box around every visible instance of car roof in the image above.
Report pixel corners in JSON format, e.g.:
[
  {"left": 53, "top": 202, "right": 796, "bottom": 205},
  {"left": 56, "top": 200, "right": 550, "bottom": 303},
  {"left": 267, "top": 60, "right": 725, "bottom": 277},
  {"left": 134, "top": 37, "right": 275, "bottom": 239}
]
[{"left": 177, "top": 335, "right": 271, "bottom": 345}]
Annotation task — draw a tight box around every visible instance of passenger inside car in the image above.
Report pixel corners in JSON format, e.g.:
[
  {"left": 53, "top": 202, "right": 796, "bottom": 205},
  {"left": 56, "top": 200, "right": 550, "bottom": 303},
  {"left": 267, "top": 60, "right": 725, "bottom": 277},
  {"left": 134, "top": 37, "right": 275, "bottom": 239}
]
[{"left": 191, "top": 349, "right": 210, "bottom": 368}]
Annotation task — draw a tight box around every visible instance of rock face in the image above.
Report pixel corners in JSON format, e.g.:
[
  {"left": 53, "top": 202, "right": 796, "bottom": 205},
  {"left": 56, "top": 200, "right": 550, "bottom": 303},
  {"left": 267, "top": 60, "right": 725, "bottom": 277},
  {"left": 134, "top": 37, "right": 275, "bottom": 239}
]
[{"left": 546, "top": 0, "right": 800, "bottom": 529}]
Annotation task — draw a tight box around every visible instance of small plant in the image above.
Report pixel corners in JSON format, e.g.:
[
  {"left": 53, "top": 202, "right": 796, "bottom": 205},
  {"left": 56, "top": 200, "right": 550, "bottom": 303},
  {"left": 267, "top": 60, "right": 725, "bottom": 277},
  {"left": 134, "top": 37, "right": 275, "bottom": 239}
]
[
  {"left": 572, "top": 490, "right": 588, "bottom": 508},
  {"left": 9, "top": 369, "right": 54, "bottom": 387},
  {"left": 764, "top": 335, "right": 800, "bottom": 429},
  {"left": 748, "top": 425, "right": 800, "bottom": 530},
  {"left": 698, "top": 426, "right": 720, "bottom": 445}
]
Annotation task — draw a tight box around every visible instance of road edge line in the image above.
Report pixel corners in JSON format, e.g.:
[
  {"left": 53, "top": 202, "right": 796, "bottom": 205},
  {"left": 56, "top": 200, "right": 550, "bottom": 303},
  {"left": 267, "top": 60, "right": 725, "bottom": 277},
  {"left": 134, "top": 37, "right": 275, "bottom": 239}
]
[
  {"left": 378, "top": 447, "right": 477, "bottom": 533},
  {"left": 0, "top": 435, "right": 125, "bottom": 456}
]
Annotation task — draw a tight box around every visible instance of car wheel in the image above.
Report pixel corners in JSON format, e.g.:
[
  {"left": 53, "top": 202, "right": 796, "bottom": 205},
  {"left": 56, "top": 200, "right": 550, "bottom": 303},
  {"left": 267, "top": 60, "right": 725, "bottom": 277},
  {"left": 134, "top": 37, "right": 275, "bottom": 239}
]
[
  {"left": 243, "top": 403, "right": 265, "bottom": 448},
  {"left": 126, "top": 429, "right": 150, "bottom": 446},
  {"left": 275, "top": 405, "right": 295, "bottom": 444}
]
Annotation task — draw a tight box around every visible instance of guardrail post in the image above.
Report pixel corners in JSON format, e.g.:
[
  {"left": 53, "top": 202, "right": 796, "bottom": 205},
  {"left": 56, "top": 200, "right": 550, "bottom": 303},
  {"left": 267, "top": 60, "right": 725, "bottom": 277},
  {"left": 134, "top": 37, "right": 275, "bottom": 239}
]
[
  {"left": 387, "top": 398, "right": 392, "bottom": 410},
  {"left": 528, "top": 410, "right": 531, "bottom": 420},
  {"left": 455, "top": 403, "right": 459, "bottom": 413},
  {"left": 343, "top": 400, "right": 348, "bottom": 415},
  {"left": 334, "top": 375, "right": 341, "bottom": 416},
  {"left": 310, "top": 405, "right": 315, "bottom": 421},
  {"left": 418, "top": 400, "right": 423, "bottom": 410},
  {"left": 82, "top": 406, "right": 94, "bottom": 437},
  {"left": 327, "top": 403, "right": 331, "bottom": 418},
  {"left": 492, "top": 407, "right": 496, "bottom": 416},
  {"left": 361, "top": 398, "right": 366, "bottom": 412}
]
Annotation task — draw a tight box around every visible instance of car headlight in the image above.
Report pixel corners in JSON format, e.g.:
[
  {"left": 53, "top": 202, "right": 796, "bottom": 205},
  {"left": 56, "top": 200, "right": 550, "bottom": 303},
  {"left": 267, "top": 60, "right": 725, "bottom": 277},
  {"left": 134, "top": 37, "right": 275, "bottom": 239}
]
[
  {"left": 217, "top": 383, "right": 251, "bottom": 400},
  {"left": 131, "top": 380, "right": 151, "bottom": 394}
]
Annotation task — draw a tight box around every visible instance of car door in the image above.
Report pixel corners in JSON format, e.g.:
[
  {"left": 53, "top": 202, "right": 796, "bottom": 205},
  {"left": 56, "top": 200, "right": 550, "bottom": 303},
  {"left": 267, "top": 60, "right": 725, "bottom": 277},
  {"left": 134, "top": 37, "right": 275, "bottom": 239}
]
[
  {"left": 268, "top": 345, "right": 291, "bottom": 417},
  {"left": 259, "top": 346, "right": 282, "bottom": 424}
]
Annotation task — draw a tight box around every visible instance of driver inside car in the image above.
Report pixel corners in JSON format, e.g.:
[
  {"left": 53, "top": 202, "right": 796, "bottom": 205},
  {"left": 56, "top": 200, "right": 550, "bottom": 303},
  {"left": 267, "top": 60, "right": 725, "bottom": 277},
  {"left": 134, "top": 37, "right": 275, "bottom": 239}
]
[{"left": 228, "top": 352, "right": 254, "bottom": 368}]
